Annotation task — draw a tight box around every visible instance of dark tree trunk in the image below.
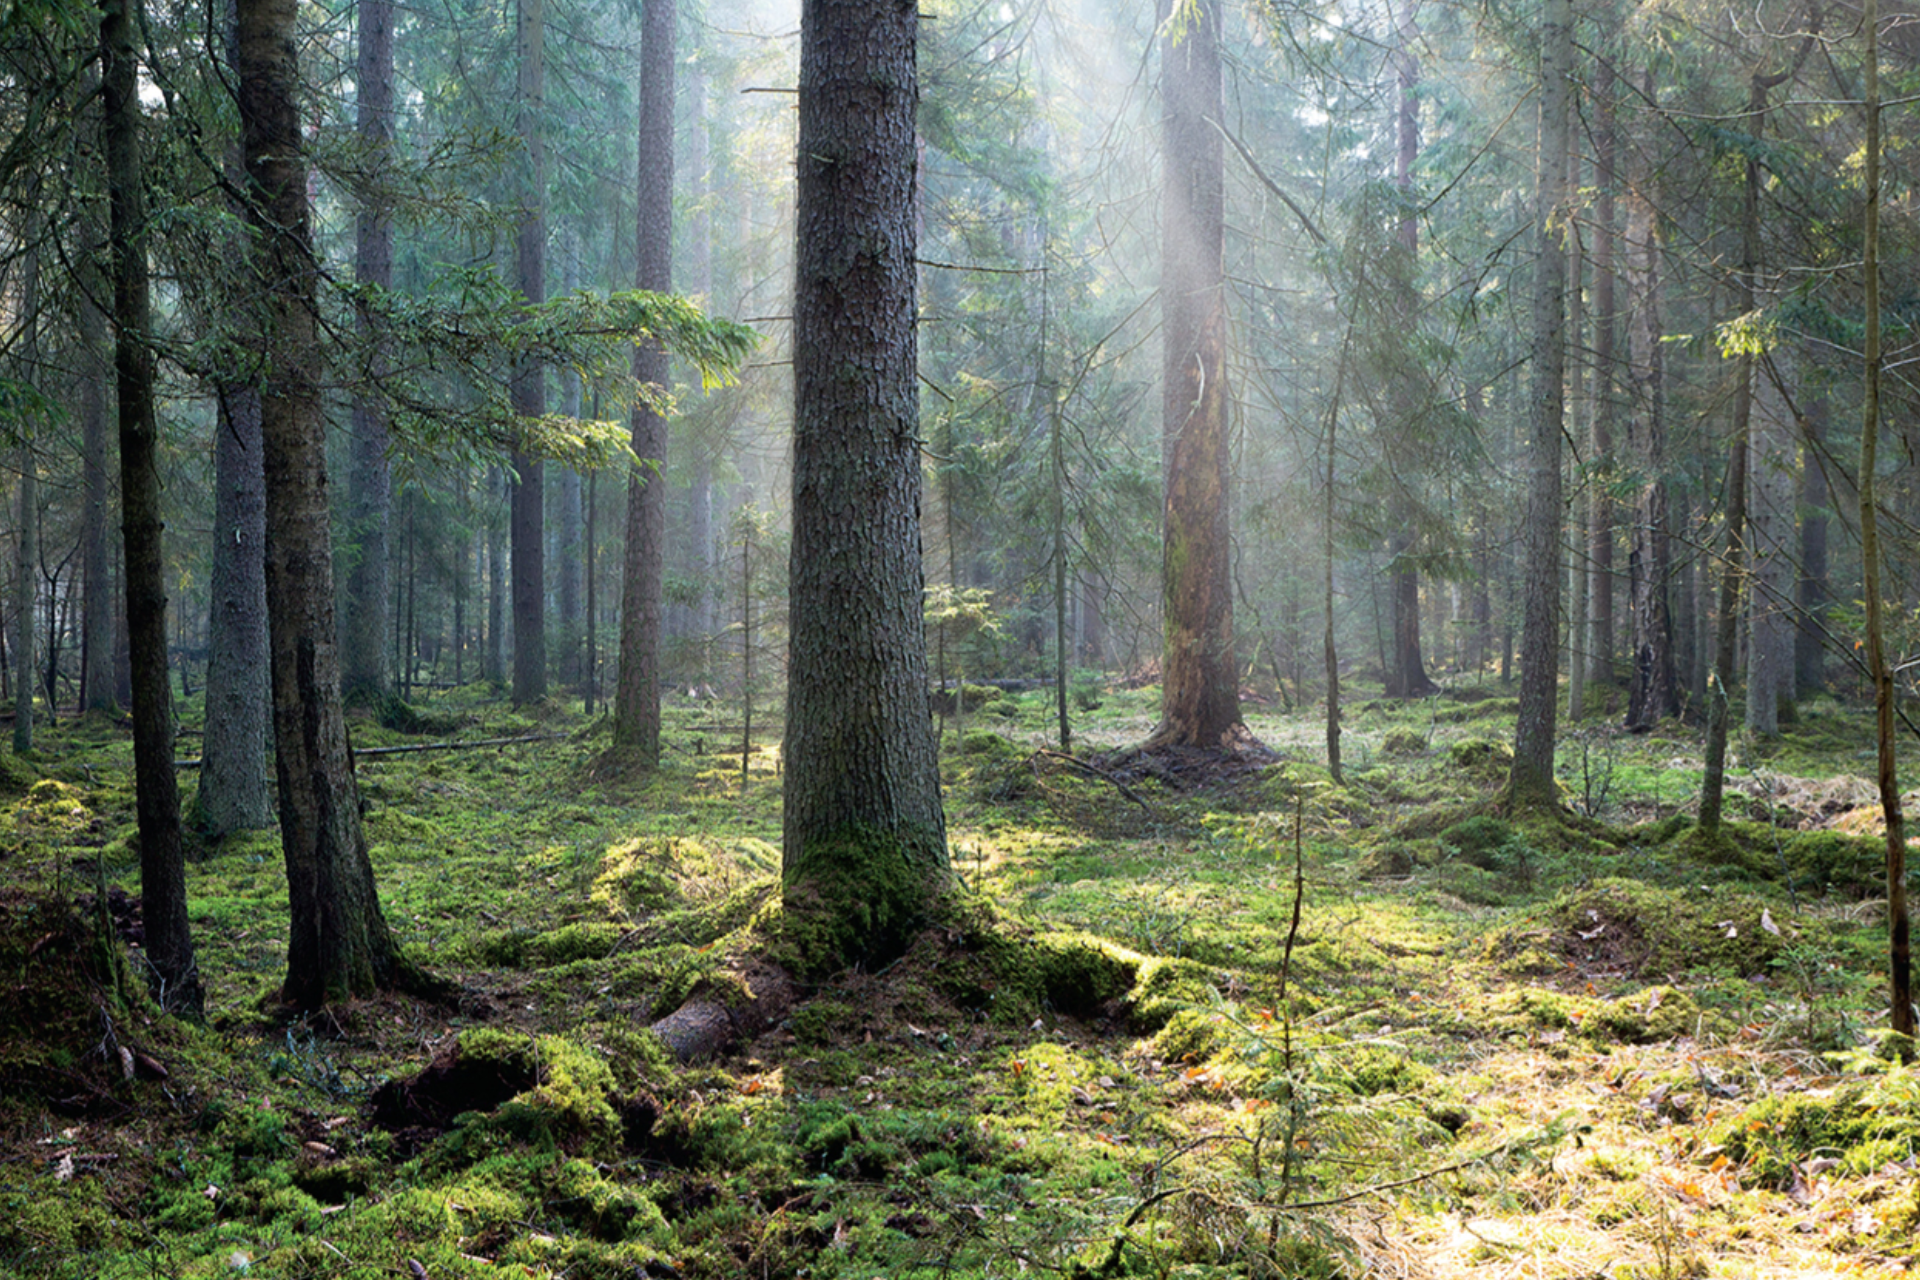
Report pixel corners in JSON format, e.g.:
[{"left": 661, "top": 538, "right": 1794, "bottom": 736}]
[
  {"left": 557, "top": 225, "right": 584, "bottom": 689},
  {"left": 510, "top": 0, "right": 547, "bottom": 706},
  {"left": 200, "top": 0, "right": 273, "bottom": 835},
  {"left": 784, "top": 0, "right": 948, "bottom": 971},
  {"left": 104, "top": 0, "right": 201, "bottom": 1016},
  {"left": 342, "top": 0, "right": 394, "bottom": 705},
  {"left": 613, "top": 0, "right": 674, "bottom": 761},
  {"left": 200, "top": 387, "right": 273, "bottom": 834},
  {"left": 14, "top": 232, "right": 38, "bottom": 752},
  {"left": 1507, "top": 0, "right": 1570, "bottom": 811},
  {"left": 237, "top": 0, "right": 423, "bottom": 1010},
  {"left": 1151, "top": 0, "right": 1242, "bottom": 748},
  {"left": 485, "top": 466, "right": 505, "bottom": 685},
  {"left": 77, "top": 114, "right": 117, "bottom": 717}
]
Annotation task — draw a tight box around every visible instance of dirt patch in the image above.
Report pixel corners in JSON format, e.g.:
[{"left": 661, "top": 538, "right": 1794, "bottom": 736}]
[{"left": 367, "top": 1035, "right": 539, "bottom": 1135}]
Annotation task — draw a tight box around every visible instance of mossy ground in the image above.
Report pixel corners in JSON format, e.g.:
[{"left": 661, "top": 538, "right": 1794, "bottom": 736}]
[{"left": 0, "top": 677, "right": 1915, "bottom": 1277}]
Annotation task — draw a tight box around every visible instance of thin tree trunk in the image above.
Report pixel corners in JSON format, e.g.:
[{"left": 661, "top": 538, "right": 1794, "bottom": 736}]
[
  {"left": 612, "top": 0, "right": 674, "bottom": 762},
  {"left": 342, "top": 0, "right": 394, "bottom": 705},
  {"left": 1588, "top": 47, "right": 1618, "bottom": 687},
  {"left": 509, "top": 0, "right": 547, "bottom": 706},
  {"left": 1623, "top": 156, "right": 1676, "bottom": 730},
  {"left": 14, "top": 229, "right": 38, "bottom": 752},
  {"left": 1858, "top": 0, "right": 1914, "bottom": 1047},
  {"left": 1794, "top": 387, "right": 1829, "bottom": 696},
  {"left": 1506, "top": 0, "right": 1572, "bottom": 811},
  {"left": 104, "top": 0, "right": 201, "bottom": 1016}
]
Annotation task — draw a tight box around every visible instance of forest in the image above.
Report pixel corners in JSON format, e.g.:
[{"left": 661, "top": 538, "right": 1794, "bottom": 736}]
[{"left": 3, "top": 0, "right": 1920, "bottom": 1274}]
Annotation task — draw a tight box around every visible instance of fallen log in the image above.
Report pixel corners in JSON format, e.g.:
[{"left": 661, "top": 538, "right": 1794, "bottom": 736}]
[
  {"left": 648, "top": 959, "right": 800, "bottom": 1063},
  {"left": 173, "top": 733, "right": 565, "bottom": 769}
]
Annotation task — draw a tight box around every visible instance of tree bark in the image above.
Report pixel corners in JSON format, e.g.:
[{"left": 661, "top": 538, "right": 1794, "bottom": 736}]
[
  {"left": 1152, "top": 0, "right": 1243, "bottom": 748},
  {"left": 510, "top": 0, "right": 547, "bottom": 706},
  {"left": 14, "top": 231, "right": 38, "bottom": 752},
  {"left": 784, "top": 0, "right": 949, "bottom": 971},
  {"left": 1622, "top": 167, "right": 1676, "bottom": 731},
  {"left": 613, "top": 0, "right": 674, "bottom": 762},
  {"left": 1587, "top": 46, "right": 1618, "bottom": 687},
  {"left": 1746, "top": 362, "right": 1795, "bottom": 735},
  {"left": 1505, "top": 0, "right": 1571, "bottom": 811},
  {"left": 200, "top": 0, "right": 273, "bottom": 835},
  {"left": 104, "top": 0, "right": 201, "bottom": 1016},
  {"left": 200, "top": 386, "right": 273, "bottom": 834},
  {"left": 342, "top": 0, "right": 395, "bottom": 705},
  {"left": 237, "top": 0, "right": 425, "bottom": 1010}
]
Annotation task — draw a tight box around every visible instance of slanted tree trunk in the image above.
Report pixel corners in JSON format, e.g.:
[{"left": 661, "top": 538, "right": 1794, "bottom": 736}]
[
  {"left": 612, "top": 0, "right": 674, "bottom": 762},
  {"left": 104, "top": 0, "right": 201, "bottom": 1016},
  {"left": 342, "top": 0, "right": 394, "bottom": 706},
  {"left": 1505, "top": 0, "right": 1572, "bottom": 812},
  {"left": 784, "top": 0, "right": 949, "bottom": 971},
  {"left": 509, "top": 0, "right": 547, "bottom": 706},
  {"left": 1151, "top": 0, "right": 1243, "bottom": 749},
  {"left": 237, "top": 0, "right": 427, "bottom": 1010}
]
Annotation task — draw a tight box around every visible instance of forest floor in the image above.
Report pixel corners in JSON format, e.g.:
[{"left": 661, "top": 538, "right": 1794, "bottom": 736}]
[{"left": 1, "top": 675, "right": 1917, "bottom": 1279}]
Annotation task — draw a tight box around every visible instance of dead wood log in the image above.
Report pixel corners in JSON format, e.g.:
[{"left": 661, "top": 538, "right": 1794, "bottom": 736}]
[{"left": 647, "top": 960, "right": 799, "bottom": 1063}]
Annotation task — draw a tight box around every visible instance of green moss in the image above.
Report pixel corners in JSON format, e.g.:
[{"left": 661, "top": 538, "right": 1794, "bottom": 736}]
[
  {"left": 1447, "top": 737, "right": 1515, "bottom": 781},
  {"left": 1708, "top": 1067, "right": 1920, "bottom": 1189},
  {"left": 1780, "top": 830, "right": 1884, "bottom": 897},
  {"left": 777, "top": 823, "right": 949, "bottom": 974},
  {"left": 1538, "top": 877, "right": 1789, "bottom": 977},
  {"left": 1380, "top": 728, "right": 1427, "bottom": 757}
]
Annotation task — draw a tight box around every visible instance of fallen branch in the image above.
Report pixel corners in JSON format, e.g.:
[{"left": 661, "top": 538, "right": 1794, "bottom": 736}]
[
  {"left": 1032, "top": 749, "right": 1153, "bottom": 812},
  {"left": 174, "top": 733, "right": 564, "bottom": 769}
]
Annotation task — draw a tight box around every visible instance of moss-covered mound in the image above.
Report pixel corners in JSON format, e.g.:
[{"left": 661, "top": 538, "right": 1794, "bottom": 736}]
[{"left": 1514, "top": 878, "right": 1790, "bottom": 978}]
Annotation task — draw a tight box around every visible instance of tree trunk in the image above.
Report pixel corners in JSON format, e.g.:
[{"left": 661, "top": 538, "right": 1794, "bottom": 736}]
[
  {"left": 237, "top": 0, "right": 425, "bottom": 1010},
  {"left": 104, "top": 0, "right": 201, "bottom": 1016},
  {"left": 485, "top": 465, "right": 505, "bottom": 685},
  {"left": 342, "top": 0, "right": 395, "bottom": 706},
  {"left": 1746, "top": 362, "right": 1795, "bottom": 735},
  {"left": 1622, "top": 167, "right": 1677, "bottom": 730},
  {"left": 1858, "top": 0, "right": 1914, "bottom": 1047},
  {"left": 1505, "top": 0, "right": 1571, "bottom": 812},
  {"left": 14, "top": 231, "right": 38, "bottom": 752},
  {"left": 200, "top": 0, "right": 273, "bottom": 834},
  {"left": 200, "top": 386, "right": 273, "bottom": 834},
  {"left": 1794, "top": 386, "right": 1829, "bottom": 696},
  {"left": 1587, "top": 47, "right": 1618, "bottom": 687},
  {"left": 784, "top": 0, "right": 949, "bottom": 971},
  {"left": 509, "top": 0, "right": 547, "bottom": 706},
  {"left": 557, "top": 225, "right": 584, "bottom": 690},
  {"left": 1152, "top": 0, "right": 1242, "bottom": 749},
  {"left": 613, "top": 0, "right": 674, "bottom": 762}
]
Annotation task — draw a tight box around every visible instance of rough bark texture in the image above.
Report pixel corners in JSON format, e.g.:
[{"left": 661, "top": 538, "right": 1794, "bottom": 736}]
[
  {"left": 613, "top": 0, "right": 674, "bottom": 761},
  {"left": 200, "top": 387, "right": 273, "bottom": 833},
  {"left": 200, "top": 0, "right": 273, "bottom": 835},
  {"left": 1623, "top": 179, "right": 1676, "bottom": 730},
  {"left": 557, "top": 225, "right": 584, "bottom": 688},
  {"left": 238, "top": 0, "right": 417, "bottom": 1010},
  {"left": 1152, "top": 0, "right": 1242, "bottom": 748},
  {"left": 784, "top": 0, "right": 949, "bottom": 971},
  {"left": 342, "top": 0, "right": 394, "bottom": 705},
  {"left": 14, "top": 241, "right": 37, "bottom": 753},
  {"left": 509, "top": 0, "right": 547, "bottom": 706},
  {"left": 104, "top": 0, "right": 201, "bottom": 1016},
  {"left": 77, "top": 147, "right": 117, "bottom": 716},
  {"left": 1506, "top": 0, "right": 1571, "bottom": 812}
]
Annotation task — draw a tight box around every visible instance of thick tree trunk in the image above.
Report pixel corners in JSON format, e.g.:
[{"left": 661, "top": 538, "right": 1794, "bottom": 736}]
[
  {"left": 200, "top": 386, "right": 273, "bottom": 834},
  {"left": 342, "top": 0, "right": 394, "bottom": 706},
  {"left": 784, "top": 0, "right": 949, "bottom": 971},
  {"left": 1506, "top": 0, "right": 1571, "bottom": 811},
  {"left": 613, "top": 0, "right": 674, "bottom": 761},
  {"left": 238, "top": 0, "right": 424, "bottom": 1010},
  {"left": 104, "top": 0, "right": 201, "bottom": 1016},
  {"left": 1152, "top": 0, "right": 1242, "bottom": 748},
  {"left": 509, "top": 0, "right": 547, "bottom": 706},
  {"left": 200, "top": 0, "right": 273, "bottom": 835}
]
